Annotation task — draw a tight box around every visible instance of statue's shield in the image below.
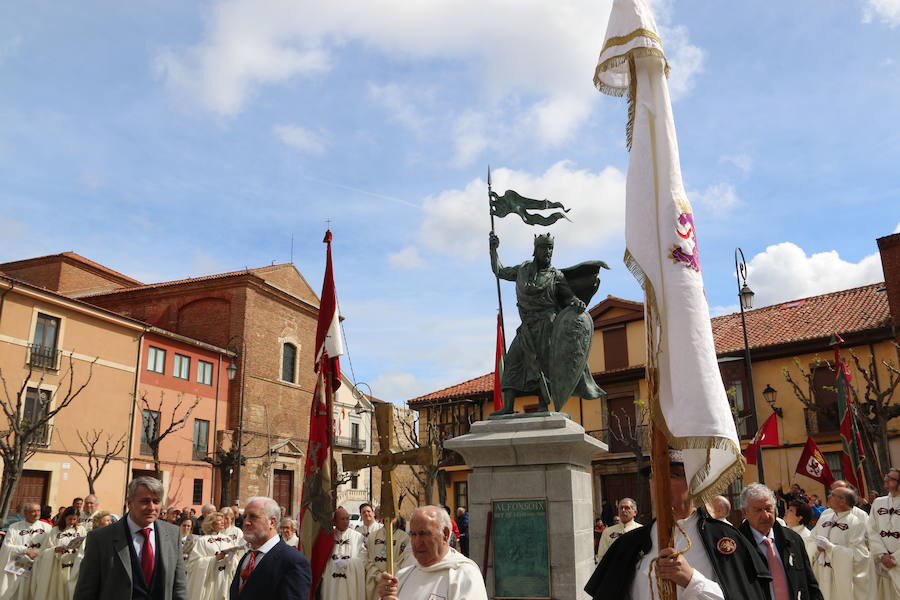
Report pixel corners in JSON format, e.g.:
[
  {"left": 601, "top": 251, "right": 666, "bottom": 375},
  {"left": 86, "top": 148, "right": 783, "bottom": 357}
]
[{"left": 549, "top": 306, "right": 594, "bottom": 412}]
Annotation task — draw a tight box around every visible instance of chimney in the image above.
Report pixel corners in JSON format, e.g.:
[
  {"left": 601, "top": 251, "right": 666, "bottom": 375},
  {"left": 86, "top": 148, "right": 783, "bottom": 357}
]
[{"left": 876, "top": 232, "right": 900, "bottom": 349}]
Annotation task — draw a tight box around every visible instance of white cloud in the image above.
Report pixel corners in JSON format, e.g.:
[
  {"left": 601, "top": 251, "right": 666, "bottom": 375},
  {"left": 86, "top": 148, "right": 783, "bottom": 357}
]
[
  {"left": 367, "top": 83, "right": 431, "bottom": 133},
  {"left": 272, "top": 124, "right": 327, "bottom": 154},
  {"left": 863, "top": 0, "right": 900, "bottom": 27},
  {"left": 370, "top": 371, "right": 429, "bottom": 403},
  {"left": 893, "top": 222, "right": 900, "bottom": 233},
  {"left": 720, "top": 153, "right": 753, "bottom": 175},
  {"left": 691, "top": 182, "right": 740, "bottom": 217},
  {"left": 744, "top": 242, "right": 884, "bottom": 307},
  {"left": 709, "top": 304, "right": 739, "bottom": 317},
  {"left": 388, "top": 246, "right": 426, "bottom": 269},
  {"left": 662, "top": 25, "right": 705, "bottom": 101},
  {"left": 417, "top": 161, "right": 626, "bottom": 261}
]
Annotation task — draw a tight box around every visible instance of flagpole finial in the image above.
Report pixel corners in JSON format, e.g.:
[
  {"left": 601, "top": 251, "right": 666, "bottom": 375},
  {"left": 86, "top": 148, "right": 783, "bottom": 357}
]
[
  {"left": 487, "top": 165, "right": 492, "bottom": 188},
  {"left": 830, "top": 333, "right": 845, "bottom": 346},
  {"left": 323, "top": 229, "right": 332, "bottom": 244}
]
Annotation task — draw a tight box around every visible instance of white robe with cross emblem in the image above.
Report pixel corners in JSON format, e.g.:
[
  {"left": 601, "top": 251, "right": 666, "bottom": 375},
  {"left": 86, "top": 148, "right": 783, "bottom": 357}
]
[
  {"left": 0, "top": 519, "right": 51, "bottom": 600},
  {"left": 867, "top": 494, "right": 900, "bottom": 599},
  {"left": 322, "top": 528, "right": 367, "bottom": 600},
  {"left": 810, "top": 508, "right": 869, "bottom": 600},
  {"left": 365, "top": 527, "right": 413, "bottom": 600}
]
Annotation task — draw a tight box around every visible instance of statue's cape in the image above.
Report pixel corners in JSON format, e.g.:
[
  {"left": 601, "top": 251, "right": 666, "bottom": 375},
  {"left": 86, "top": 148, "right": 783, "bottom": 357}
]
[{"left": 560, "top": 260, "right": 610, "bottom": 306}]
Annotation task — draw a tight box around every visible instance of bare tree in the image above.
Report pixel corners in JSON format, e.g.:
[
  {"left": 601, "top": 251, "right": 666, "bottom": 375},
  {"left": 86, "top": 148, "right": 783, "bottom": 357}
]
[
  {"left": 0, "top": 355, "right": 96, "bottom": 521},
  {"left": 66, "top": 430, "right": 127, "bottom": 496},
  {"left": 203, "top": 431, "right": 251, "bottom": 507},
  {"left": 606, "top": 401, "right": 651, "bottom": 519},
  {"left": 394, "top": 414, "right": 445, "bottom": 506},
  {"left": 139, "top": 391, "right": 200, "bottom": 480},
  {"left": 782, "top": 345, "right": 900, "bottom": 492}
]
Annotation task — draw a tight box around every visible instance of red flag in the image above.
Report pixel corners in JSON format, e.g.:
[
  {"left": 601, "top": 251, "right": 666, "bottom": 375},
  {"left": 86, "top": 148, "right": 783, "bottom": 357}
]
[
  {"left": 741, "top": 412, "right": 779, "bottom": 465},
  {"left": 834, "top": 336, "right": 866, "bottom": 495},
  {"left": 299, "top": 230, "right": 344, "bottom": 598},
  {"left": 493, "top": 312, "right": 505, "bottom": 411},
  {"left": 795, "top": 436, "right": 835, "bottom": 487}
]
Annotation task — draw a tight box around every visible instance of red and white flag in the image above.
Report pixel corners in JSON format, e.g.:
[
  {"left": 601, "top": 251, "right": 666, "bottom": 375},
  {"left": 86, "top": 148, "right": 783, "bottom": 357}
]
[
  {"left": 742, "top": 412, "right": 779, "bottom": 465},
  {"left": 299, "top": 230, "right": 343, "bottom": 598},
  {"left": 794, "top": 436, "right": 835, "bottom": 487}
]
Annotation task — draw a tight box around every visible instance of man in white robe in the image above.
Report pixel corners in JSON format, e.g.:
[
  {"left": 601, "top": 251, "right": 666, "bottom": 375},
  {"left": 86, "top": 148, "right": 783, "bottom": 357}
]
[
  {"left": 868, "top": 468, "right": 900, "bottom": 599},
  {"left": 365, "top": 520, "right": 413, "bottom": 600},
  {"left": 0, "top": 503, "right": 51, "bottom": 600},
  {"left": 322, "top": 506, "right": 367, "bottom": 600},
  {"left": 594, "top": 497, "right": 642, "bottom": 563},
  {"left": 377, "top": 505, "right": 487, "bottom": 600},
  {"left": 810, "top": 486, "right": 869, "bottom": 600},
  {"left": 354, "top": 504, "right": 382, "bottom": 542}
]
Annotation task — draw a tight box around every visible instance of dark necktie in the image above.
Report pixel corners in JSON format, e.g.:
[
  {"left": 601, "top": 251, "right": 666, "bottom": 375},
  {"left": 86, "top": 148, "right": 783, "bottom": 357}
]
[
  {"left": 240, "top": 550, "right": 260, "bottom": 592},
  {"left": 140, "top": 528, "right": 154, "bottom": 585}
]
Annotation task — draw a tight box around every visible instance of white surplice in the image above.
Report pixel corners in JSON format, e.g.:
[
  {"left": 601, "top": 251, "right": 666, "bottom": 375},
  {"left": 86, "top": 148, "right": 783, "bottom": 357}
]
[
  {"left": 810, "top": 508, "right": 869, "bottom": 600},
  {"left": 364, "top": 527, "right": 413, "bottom": 600},
  {"left": 354, "top": 521, "right": 382, "bottom": 543},
  {"left": 187, "top": 531, "right": 244, "bottom": 600},
  {"left": 595, "top": 520, "right": 642, "bottom": 563},
  {"left": 321, "top": 528, "right": 366, "bottom": 600},
  {"left": 394, "top": 548, "right": 487, "bottom": 600},
  {"left": 0, "top": 519, "right": 51, "bottom": 600},
  {"left": 867, "top": 494, "right": 900, "bottom": 599},
  {"left": 29, "top": 525, "right": 86, "bottom": 600}
]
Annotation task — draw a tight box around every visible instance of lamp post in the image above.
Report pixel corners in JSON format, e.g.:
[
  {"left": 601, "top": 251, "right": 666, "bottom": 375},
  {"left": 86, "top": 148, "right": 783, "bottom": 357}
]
[
  {"left": 353, "top": 382, "right": 374, "bottom": 505},
  {"left": 225, "top": 336, "right": 245, "bottom": 506},
  {"left": 735, "top": 247, "right": 764, "bottom": 484},
  {"left": 763, "top": 384, "right": 782, "bottom": 418}
]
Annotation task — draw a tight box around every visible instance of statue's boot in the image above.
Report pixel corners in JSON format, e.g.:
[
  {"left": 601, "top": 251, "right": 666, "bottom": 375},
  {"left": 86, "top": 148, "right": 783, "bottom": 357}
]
[{"left": 490, "top": 390, "right": 517, "bottom": 416}]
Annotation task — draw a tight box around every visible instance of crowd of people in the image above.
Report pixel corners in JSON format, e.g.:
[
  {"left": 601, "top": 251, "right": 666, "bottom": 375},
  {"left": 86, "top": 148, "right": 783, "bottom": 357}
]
[{"left": 0, "top": 464, "right": 896, "bottom": 599}]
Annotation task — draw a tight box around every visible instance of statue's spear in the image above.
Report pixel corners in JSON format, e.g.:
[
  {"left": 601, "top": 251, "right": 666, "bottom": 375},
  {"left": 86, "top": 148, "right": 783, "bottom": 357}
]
[{"left": 488, "top": 166, "right": 507, "bottom": 349}]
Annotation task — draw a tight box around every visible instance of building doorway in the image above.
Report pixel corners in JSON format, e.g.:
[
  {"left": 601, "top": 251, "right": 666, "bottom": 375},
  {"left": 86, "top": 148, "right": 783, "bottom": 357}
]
[
  {"left": 10, "top": 470, "right": 49, "bottom": 513},
  {"left": 273, "top": 469, "right": 294, "bottom": 514}
]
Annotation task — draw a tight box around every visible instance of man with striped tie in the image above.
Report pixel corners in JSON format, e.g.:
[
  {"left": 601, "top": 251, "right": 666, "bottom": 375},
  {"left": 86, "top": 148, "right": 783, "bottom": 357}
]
[
  {"left": 737, "top": 483, "right": 822, "bottom": 600},
  {"left": 230, "top": 497, "right": 310, "bottom": 600}
]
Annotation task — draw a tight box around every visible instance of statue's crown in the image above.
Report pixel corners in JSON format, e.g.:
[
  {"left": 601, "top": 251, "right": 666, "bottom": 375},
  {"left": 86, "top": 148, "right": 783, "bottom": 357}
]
[{"left": 534, "top": 233, "right": 554, "bottom": 247}]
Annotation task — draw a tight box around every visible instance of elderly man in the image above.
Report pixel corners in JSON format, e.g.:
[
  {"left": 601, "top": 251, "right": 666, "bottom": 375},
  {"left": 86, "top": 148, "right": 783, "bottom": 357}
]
[
  {"left": 585, "top": 450, "right": 770, "bottom": 600},
  {"left": 378, "top": 505, "right": 487, "bottom": 600},
  {"left": 708, "top": 496, "right": 732, "bottom": 522},
  {"left": 74, "top": 476, "right": 186, "bottom": 600},
  {"left": 279, "top": 518, "right": 299, "bottom": 547},
  {"left": 322, "top": 506, "right": 367, "bottom": 600},
  {"left": 229, "top": 496, "right": 310, "bottom": 599},
  {"left": 868, "top": 467, "right": 900, "bottom": 599},
  {"left": 810, "top": 486, "right": 869, "bottom": 600},
  {"left": 0, "top": 502, "right": 51, "bottom": 599},
  {"left": 737, "top": 483, "right": 822, "bottom": 600},
  {"left": 193, "top": 503, "right": 216, "bottom": 535},
  {"left": 355, "top": 503, "right": 383, "bottom": 541},
  {"left": 594, "top": 498, "right": 642, "bottom": 563}
]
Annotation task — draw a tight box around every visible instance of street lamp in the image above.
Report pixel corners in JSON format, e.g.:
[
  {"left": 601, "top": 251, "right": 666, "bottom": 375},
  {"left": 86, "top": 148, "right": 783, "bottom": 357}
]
[
  {"left": 763, "top": 384, "right": 782, "bottom": 418},
  {"left": 735, "top": 247, "right": 764, "bottom": 484},
  {"left": 225, "top": 336, "right": 245, "bottom": 505}
]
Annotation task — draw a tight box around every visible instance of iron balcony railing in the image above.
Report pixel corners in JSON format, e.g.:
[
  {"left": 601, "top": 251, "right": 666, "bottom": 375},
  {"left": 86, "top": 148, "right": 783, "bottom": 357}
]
[
  {"left": 28, "top": 344, "right": 61, "bottom": 370},
  {"left": 192, "top": 446, "right": 209, "bottom": 461},
  {"left": 334, "top": 436, "right": 366, "bottom": 451},
  {"left": 586, "top": 426, "right": 649, "bottom": 455},
  {"left": 26, "top": 422, "right": 53, "bottom": 447}
]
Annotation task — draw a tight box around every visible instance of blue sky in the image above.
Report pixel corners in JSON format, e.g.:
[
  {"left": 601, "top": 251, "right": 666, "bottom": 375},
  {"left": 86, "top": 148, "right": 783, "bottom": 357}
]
[{"left": 2, "top": 1, "right": 899, "bottom": 402}]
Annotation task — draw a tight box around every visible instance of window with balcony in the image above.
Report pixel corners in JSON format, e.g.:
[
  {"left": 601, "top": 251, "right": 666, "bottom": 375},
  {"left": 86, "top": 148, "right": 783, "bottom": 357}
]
[
  {"left": 30, "top": 313, "right": 60, "bottom": 369},
  {"left": 350, "top": 422, "right": 361, "bottom": 448},
  {"left": 23, "top": 387, "right": 52, "bottom": 446},
  {"left": 197, "top": 360, "right": 213, "bottom": 385},
  {"left": 141, "top": 410, "right": 159, "bottom": 456},
  {"left": 282, "top": 343, "right": 297, "bottom": 383},
  {"left": 147, "top": 347, "right": 165, "bottom": 374},
  {"left": 193, "top": 419, "right": 209, "bottom": 461},
  {"left": 173, "top": 354, "right": 190, "bottom": 380}
]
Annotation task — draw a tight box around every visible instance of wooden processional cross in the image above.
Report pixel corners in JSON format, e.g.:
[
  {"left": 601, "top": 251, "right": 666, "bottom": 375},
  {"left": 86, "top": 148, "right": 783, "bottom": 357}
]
[{"left": 342, "top": 403, "right": 436, "bottom": 575}]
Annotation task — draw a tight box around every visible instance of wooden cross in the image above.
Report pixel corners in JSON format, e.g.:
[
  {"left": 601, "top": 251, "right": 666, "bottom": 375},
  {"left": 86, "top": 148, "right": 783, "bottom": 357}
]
[{"left": 342, "top": 402, "right": 436, "bottom": 574}]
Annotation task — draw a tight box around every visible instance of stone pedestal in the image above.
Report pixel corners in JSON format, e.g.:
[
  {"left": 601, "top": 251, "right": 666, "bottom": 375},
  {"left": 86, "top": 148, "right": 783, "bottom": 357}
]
[{"left": 445, "top": 414, "right": 606, "bottom": 600}]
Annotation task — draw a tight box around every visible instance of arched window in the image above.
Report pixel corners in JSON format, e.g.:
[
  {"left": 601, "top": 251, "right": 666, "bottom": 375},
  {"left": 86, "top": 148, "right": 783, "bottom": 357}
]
[{"left": 282, "top": 343, "right": 297, "bottom": 383}]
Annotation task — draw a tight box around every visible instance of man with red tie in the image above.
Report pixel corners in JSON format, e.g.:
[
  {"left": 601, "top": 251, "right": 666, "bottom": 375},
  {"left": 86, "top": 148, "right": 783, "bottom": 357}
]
[
  {"left": 230, "top": 496, "right": 311, "bottom": 600},
  {"left": 737, "top": 483, "right": 822, "bottom": 600},
  {"left": 74, "top": 476, "right": 187, "bottom": 600}
]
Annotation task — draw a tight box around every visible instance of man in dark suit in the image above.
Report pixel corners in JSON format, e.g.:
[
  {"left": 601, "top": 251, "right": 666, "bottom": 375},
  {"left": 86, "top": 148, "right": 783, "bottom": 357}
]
[
  {"left": 74, "top": 476, "right": 187, "bottom": 600},
  {"left": 230, "top": 496, "right": 311, "bottom": 600},
  {"left": 738, "top": 483, "right": 823, "bottom": 600}
]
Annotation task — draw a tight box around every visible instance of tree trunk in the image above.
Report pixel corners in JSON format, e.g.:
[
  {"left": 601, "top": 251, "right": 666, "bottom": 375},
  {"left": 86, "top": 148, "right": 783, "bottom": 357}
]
[{"left": 0, "top": 454, "right": 25, "bottom": 521}]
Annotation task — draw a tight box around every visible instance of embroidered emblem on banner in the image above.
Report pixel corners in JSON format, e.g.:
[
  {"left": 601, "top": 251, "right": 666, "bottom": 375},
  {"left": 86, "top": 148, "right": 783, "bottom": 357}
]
[
  {"left": 716, "top": 537, "right": 737, "bottom": 555},
  {"left": 805, "top": 457, "right": 824, "bottom": 478},
  {"left": 668, "top": 196, "right": 700, "bottom": 272}
]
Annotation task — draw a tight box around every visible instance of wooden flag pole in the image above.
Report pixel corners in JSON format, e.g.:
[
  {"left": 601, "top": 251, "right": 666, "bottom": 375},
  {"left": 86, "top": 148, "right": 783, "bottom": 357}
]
[{"left": 650, "top": 422, "right": 676, "bottom": 600}]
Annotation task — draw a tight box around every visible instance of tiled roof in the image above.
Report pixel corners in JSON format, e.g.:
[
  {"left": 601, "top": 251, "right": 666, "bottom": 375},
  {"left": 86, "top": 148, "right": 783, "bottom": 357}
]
[
  {"left": 82, "top": 263, "right": 295, "bottom": 298},
  {"left": 409, "top": 372, "right": 493, "bottom": 404},
  {"left": 0, "top": 252, "right": 144, "bottom": 285},
  {"left": 711, "top": 282, "right": 889, "bottom": 354},
  {"left": 411, "top": 282, "right": 890, "bottom": 403}
]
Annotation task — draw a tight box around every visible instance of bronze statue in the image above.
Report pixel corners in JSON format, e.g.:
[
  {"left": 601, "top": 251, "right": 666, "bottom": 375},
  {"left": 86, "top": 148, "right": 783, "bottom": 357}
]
[{"left": 489, "top": 231, "right": 608, "bottom": 415}]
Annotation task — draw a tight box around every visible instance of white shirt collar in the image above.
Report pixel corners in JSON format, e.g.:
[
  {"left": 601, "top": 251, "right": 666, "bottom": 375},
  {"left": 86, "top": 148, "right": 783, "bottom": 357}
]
[
  {"left": 749, "top": 526, "right": 774, "bottom": 545},
  {"left": 127, "top": 515, "right": 156, "bottom": 535},
  {"left": 252, "top": 533, "right": 281, "bottom": 555}
]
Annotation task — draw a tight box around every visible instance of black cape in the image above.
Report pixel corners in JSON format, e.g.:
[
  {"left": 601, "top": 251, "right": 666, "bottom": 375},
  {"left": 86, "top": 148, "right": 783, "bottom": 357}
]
[
  {"left": 737, "top": 520, "right": 823, "bottom": 600},
  {"left": 584, "top": 509, "right": 771, "bottom": 600}
]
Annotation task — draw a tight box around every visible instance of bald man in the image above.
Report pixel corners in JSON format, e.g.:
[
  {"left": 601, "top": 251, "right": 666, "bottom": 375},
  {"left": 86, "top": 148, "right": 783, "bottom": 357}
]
[
  {"left": 321, "top": 506, "right": 367, "bottom": 600},
  {"left": 811, "top": 486, "right": 869, "bottom": 600},
  {"left": 378, "top": 505, "right": 487, "bottom": 600}
]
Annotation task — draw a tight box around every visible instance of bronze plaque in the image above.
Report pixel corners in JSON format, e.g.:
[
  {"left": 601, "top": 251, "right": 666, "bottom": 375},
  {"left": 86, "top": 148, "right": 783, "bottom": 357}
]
[{"left": 492, "top": 498, "right": 550, "bottom": 599}]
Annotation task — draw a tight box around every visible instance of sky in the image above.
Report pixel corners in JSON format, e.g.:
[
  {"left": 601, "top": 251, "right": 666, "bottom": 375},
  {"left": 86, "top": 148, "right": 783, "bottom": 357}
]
[{"left": 2, "top": 1, "right": 899, "bottom": 403}]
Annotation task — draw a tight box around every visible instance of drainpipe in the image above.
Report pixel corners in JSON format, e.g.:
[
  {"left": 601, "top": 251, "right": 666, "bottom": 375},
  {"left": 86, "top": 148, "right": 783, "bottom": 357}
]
[
  {"left": 212, "top": 352, "right": 222, "bottom": 506},
  {"left": 123, "top": 330, "right": 145, "bottom": 514}
]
